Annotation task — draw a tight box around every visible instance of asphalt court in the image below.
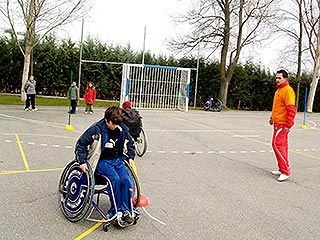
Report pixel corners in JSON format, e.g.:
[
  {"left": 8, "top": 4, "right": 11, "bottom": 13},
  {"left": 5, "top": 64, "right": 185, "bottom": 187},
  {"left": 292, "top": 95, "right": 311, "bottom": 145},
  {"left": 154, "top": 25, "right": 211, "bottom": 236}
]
[{"left": 0, "top": 105, "right": 320, "bottom": 240}]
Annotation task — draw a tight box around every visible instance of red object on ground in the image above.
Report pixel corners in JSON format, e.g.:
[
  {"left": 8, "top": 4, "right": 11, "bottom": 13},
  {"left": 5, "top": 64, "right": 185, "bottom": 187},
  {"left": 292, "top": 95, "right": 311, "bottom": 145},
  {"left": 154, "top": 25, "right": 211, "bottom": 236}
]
[{"left": 133, "top": 195, "right": 149, "bottom": 207}]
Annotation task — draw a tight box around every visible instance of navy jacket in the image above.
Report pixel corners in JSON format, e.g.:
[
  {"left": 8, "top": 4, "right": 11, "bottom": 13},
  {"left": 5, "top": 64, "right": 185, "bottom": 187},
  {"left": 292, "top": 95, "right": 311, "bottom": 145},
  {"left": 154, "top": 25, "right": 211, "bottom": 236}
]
[{"left": 75, "top": 119, "right": 135, "bottom": 164}]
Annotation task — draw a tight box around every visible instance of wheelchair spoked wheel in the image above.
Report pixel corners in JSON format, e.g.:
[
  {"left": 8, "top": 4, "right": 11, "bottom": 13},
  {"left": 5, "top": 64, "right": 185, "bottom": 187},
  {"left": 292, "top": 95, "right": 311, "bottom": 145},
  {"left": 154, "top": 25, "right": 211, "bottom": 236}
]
[
  {"left": 135, "top": 127, "right": 147, "bottom": 157},
  {"left": 58, "top": 160, "right": 95, "bottom": 222},
  {"left": 124, "top": 160, "right": 141, "bottom": 208}
]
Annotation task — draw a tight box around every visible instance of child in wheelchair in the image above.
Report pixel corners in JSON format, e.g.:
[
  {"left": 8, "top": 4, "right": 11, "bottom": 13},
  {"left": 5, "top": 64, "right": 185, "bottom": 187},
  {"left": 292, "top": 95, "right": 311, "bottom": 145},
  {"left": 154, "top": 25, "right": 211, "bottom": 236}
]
[{"left": 75, "top": 106, "right": 137, "bottom": 225}]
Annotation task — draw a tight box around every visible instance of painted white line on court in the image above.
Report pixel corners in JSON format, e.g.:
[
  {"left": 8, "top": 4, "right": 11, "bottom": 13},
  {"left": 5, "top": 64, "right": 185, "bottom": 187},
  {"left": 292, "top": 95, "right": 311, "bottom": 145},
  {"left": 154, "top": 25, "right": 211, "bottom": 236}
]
[
  {"left": 183, "top": 151, "right": 191, "bottom": 154},
  {"left": 158, "top": 151, "right": 166, "bottom": 154},
  {"left": 219, "top": 151, "right": 226, "bottom": 154},
  {"left": 295, "top": 149, "right": 301, "bottom": 151},
  {"left": 250, "top": 150, "right": 257, "bottom": 153},
  {"left": 240, "top": 151, "right": 247, "bottom": 153},
  {"left": 195, "top": 151, "right": 203, "bottom": 154},
  {"left": 303, "top": 149, "right": 309, "bottom": 151},
  {"left": 27, "top": 142, "right": 35, "bottom": 145},
  {"left": 52, "top": 145, "right": 60, "bottom": 148},
  {"left": 207, "top": 151, "right": 215, "bottom": 154},
  {"left": 230, "top": 151, "right": 236, "bottom": 154},
  {"left": 5, "top": 140, "right": 12, "bottom": 143},
  {"left": 233, "top": 135, "right": 260, "bottom": 138},
  {"left": 40, "top": 143, "right": 48, "bottom": 146},
  {"left": 260, "top": 150, "right": 266, "bottom": 153},
  {"left": 65, "top": 146, "right": 73, "bottom": 149},
  {"left": 171, "top": 151, "right": 178, "bottom": 154}
]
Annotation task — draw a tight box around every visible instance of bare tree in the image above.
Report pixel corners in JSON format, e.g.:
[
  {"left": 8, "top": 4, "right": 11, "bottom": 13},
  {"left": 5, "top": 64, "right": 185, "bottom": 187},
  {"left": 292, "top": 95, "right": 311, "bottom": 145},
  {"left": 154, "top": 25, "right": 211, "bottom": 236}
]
[
  {"left": 0, "top": 0, "right": 90, "bottom": 101},
  {"left": 276, "top": 0, "right": 307, "bottom": 109},
  {"left": 302, "top": 0, "right": 320, "bottom": 112},
  {"left": 170, "top": 0, "right": 278, "bottom": 107}
]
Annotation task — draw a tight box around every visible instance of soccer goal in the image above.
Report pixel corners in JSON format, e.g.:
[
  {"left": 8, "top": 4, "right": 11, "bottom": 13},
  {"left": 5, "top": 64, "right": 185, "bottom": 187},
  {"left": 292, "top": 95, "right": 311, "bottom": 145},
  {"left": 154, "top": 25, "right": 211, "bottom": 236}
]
[{"left": 120, "top": 64, "right": 191, "bottom": 112}]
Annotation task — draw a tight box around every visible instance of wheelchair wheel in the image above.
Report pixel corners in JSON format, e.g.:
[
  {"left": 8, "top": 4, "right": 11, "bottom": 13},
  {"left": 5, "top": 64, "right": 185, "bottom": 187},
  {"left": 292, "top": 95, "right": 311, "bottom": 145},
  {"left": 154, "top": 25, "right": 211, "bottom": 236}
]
[
  {"left": 135, "top": 127, "right": 147, "bottom": 157},
  {"left": 58, "top": 160, "right": 95, "bottom": 222},
  {"left": 124, "top": 160, "right": 141, "bottom": 208}
]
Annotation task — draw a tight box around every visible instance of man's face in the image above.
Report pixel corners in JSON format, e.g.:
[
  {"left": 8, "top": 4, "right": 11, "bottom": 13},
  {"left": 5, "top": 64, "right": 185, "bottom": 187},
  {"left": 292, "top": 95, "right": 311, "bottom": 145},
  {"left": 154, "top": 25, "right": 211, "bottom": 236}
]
[
  {"left": 105, "top": 120, "right": 118, "bottom": 130},
  {"left": 275, "top": 73, "right": 286, "bottom": 85}
]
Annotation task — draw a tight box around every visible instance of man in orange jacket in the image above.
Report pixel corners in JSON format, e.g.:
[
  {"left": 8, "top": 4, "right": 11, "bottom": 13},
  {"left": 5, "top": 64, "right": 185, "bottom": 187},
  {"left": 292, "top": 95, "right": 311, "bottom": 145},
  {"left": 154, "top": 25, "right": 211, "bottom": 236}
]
[{"left": 269, "top": 69, "right": 296, "bottom": 182}]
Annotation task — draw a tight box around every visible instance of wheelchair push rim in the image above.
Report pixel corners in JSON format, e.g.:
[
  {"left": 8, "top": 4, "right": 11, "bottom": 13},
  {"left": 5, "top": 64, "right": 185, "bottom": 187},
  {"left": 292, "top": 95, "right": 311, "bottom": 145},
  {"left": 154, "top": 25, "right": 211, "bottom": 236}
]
[
  {"left": 135, "top": 127, "right": 147, "bottom": 157},
  {"left": 58, "top": 160, "right": 95, "bottom": 222}
]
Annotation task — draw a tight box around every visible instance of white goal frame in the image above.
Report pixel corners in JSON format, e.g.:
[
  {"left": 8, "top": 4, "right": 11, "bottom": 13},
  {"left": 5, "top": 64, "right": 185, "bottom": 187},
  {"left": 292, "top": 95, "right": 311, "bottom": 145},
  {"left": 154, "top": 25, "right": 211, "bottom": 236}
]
[{"left": 120, "top": 64, "right": 191, "bottom": 112}]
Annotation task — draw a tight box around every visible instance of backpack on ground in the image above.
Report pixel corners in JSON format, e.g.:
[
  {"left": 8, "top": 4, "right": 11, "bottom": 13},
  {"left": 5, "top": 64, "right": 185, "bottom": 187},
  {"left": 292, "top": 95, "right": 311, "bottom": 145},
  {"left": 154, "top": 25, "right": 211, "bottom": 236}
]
[{"left": 122, "top": 109, "right": 142, "bottom": 138}]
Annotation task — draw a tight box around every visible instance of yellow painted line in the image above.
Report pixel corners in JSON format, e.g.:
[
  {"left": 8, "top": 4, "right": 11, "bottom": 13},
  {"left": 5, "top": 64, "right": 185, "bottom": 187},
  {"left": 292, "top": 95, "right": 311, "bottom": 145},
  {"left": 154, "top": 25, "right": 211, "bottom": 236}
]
[
  {"left": 169, "top": 115, "right": 320, "bottom": 160},
  {"left": 0, "top": 167, "right": 64, "bottom": 175},
  {"left": 74, "top": 222, "right": 102, "bottom": 240},
  {"left": 15, "top": 134, "right": 30, "bottom": 171}
]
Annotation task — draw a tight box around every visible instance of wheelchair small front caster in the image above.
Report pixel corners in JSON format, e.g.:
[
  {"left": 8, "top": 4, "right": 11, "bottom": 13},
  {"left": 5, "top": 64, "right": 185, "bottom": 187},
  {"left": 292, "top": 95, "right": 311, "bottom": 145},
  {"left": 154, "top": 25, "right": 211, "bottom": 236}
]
[{"left": 103, "top": 223, "right": 109, "bottom": 232}]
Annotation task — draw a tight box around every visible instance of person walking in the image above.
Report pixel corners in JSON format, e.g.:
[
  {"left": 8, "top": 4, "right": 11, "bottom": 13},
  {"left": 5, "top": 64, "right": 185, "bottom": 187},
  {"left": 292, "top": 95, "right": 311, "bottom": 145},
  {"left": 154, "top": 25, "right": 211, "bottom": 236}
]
[
  {"left": 84, "top": 81, "right": 96, "bottom": 115},
  {"left": 24, "top": 75, "right": 38, "bottom": 111},
  {"left": 269, "top": 69, "right": 296, "bottom": 182},
  {"left": 68, "top": 81, "right": 79, "bottom": 114}
]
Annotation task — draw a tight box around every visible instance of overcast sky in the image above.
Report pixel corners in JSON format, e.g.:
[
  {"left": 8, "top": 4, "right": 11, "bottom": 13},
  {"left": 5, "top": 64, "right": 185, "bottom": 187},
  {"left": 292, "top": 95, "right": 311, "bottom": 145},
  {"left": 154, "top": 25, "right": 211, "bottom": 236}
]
[
  {"left": 1, "top": 0, "right": 284, "bottom": 71},
  {"left": 56, "top": 0, "right": 189, "bottom": 56}
]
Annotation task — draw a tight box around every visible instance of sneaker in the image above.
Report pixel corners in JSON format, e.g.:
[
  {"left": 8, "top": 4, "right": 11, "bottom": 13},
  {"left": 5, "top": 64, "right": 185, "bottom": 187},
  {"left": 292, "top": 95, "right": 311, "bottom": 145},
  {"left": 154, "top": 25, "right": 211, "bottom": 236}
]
[
  {"left": 277, "top": 174, "right": 289, "bottom": 182},
  {"left": 24, "top": 108, "right": 30, "bottom": 111},
  {"left": 116, "top": 212, "right": 126, "bottom": 225},
  {"left": 32, "top": 107, "right": 38, "bottom": 111},
  {"left": 84, "top": 112, "right": 88, "bottom": 115},
  {"left": 122, "top": 210, "right": 134, "bottom": 224},
  {"left": 89, "top": 112, "right": 93, "bottom": 115},
  {"left": 271, "top": 170, "right": 281, "bottom": 176}
]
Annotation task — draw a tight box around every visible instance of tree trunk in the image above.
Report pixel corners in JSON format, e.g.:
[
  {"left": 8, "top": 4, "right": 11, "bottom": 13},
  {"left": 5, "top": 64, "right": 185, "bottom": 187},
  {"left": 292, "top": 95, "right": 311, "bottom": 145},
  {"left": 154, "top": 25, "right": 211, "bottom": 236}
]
[
  {"left": 295, "top": 0, "right": 303, "bottom": 110},
  {"left": 219, "top": 77, "right": 229, "bottom": 105},
  {"left": 307, "top": 59, "right": 320, "bottom": 112},
  {"left": 21, "top": 45, "right": 32, "bottom": 101}
]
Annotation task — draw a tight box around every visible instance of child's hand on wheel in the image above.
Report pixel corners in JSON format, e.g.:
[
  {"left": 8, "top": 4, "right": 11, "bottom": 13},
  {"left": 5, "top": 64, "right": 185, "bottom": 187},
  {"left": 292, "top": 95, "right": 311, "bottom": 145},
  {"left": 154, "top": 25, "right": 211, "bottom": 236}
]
[{"left": 80, "top": 163, "right": 88, "bottom": 173}]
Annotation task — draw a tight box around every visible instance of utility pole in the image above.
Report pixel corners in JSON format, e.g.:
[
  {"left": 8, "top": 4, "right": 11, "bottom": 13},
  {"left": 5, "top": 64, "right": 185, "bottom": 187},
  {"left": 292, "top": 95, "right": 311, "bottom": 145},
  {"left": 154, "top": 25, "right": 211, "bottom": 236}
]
[{"left": 78, "top": 18, "right": 84, "bottom": 90}]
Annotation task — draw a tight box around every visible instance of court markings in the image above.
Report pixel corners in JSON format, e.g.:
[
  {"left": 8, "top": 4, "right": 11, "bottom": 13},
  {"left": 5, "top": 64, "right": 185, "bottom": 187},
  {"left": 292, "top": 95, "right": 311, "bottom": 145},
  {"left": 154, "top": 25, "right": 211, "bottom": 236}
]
[
  {"left": 0, "top": 113, "right": 83, "bottom": 133},
  {"left": 2, "top": 138, "right": 320, "bottom": 155},
  {"left": 167, "top": 115, "right": 320, "bottom": 161},
  {"left": 15, "top": 134, "right": 30, "bottom": 171},
  {"left": 0, "top": 132, "right": 76, "bottom": 175}
]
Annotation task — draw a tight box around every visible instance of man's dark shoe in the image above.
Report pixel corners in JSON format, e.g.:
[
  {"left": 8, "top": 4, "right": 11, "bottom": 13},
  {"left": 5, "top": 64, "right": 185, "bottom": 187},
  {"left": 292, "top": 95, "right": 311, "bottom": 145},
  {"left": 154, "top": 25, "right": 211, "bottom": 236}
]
[{"left": 122, "top": 210, "right": 134, "bottom": 224}]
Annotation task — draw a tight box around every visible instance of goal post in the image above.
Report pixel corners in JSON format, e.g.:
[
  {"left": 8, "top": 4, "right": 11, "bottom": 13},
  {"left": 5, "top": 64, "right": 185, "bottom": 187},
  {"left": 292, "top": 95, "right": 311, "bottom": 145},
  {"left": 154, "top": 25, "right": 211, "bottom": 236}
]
[{"left": 120, "top": 64, "right": 191, "bottom": 112}]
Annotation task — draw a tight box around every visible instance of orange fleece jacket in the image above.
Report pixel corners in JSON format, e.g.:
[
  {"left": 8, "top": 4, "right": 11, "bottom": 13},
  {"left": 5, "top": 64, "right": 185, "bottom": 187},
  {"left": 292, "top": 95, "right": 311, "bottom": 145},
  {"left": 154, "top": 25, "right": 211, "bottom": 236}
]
[{"left": 271, "top": 80, "right": 296, "bottom": 128}]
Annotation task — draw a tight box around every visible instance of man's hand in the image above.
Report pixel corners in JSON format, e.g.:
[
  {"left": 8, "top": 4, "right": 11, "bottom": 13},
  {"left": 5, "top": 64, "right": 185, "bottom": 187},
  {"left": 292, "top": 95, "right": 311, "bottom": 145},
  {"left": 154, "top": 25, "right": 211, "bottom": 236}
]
[
  {"left": 284, "top": 127, "right": 290, "bottom": 133},
  {"left": 269, "top": 118, "right": 273, "bottom": 125},
  {"left": 79, "top": 163, "right": 88, "bottom": 173}
]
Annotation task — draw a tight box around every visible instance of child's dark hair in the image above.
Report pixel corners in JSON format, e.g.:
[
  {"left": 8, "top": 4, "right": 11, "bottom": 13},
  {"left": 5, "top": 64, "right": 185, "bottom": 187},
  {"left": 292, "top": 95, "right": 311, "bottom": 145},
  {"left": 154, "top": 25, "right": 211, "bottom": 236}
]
[{"left": 104, "top": 106, "right": 122, "bottom": 124}]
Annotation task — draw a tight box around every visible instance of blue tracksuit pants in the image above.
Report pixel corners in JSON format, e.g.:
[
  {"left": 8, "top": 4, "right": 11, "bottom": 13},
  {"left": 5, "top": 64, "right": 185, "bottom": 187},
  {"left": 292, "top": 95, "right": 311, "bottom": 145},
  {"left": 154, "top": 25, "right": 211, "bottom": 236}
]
[{"left": 96, "top": 157, "right": 133, "bottom": 217}]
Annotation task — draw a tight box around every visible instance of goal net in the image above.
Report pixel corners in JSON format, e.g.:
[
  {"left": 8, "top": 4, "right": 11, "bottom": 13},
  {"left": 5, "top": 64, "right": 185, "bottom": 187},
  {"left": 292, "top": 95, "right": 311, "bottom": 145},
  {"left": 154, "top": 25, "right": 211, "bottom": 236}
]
[{"left": 120, "top": 64, "right": 191, "bottom": 112}]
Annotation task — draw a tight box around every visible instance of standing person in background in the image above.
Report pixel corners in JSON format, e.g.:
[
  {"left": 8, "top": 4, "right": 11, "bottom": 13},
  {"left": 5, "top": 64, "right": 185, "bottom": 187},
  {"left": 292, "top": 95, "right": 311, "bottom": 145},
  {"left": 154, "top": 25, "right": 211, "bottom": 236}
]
[
  {"left": 68, "top": 81, "right": 79, "bottom": 114},
  {"left": 269, "top": 69, "right": 296, "bottom": 182},
  {"left": 84, "top": 81, "right": 97, "bottom": 115},
  {"left": 24, "top": 75, "right": 38, "bottom": 111}
]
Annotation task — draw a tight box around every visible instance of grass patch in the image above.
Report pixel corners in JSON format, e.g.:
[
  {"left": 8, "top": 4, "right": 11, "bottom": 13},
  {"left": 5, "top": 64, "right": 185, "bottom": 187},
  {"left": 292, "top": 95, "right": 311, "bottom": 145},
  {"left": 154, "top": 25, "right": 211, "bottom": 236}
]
[{"left": 0, "top": 94, "right": 119, "bottom": 108}]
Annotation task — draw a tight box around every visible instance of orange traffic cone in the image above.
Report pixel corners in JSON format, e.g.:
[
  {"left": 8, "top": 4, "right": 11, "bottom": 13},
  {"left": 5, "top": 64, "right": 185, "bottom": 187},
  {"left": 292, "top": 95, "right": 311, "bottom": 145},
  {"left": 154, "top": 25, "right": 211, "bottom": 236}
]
[{"left": 133, "top": 195, "right": 149, "bottom": 207}]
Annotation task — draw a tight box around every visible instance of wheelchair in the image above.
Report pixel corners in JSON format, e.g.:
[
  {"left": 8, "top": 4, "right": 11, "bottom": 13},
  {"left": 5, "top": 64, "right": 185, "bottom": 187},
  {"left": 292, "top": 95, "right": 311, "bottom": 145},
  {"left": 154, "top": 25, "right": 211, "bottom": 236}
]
[
  {"left": 134, "top": 127, "right": 148, "bottom": 157},
  {"left": 58, "top": 159, "right": 141, "bottom": 232}
]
